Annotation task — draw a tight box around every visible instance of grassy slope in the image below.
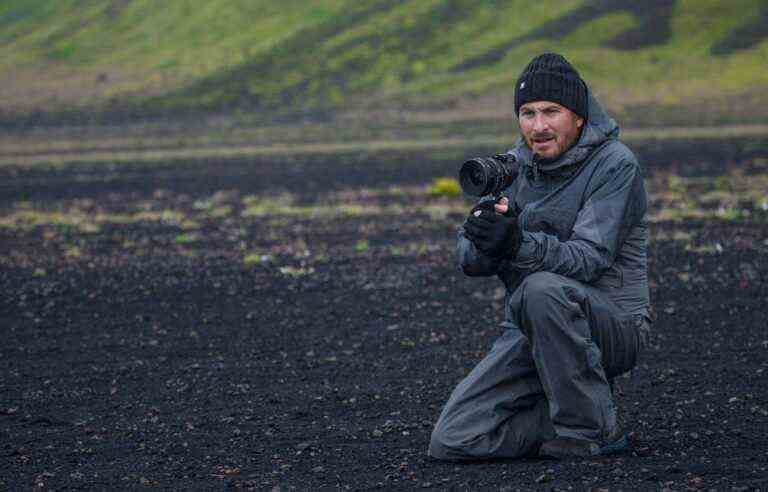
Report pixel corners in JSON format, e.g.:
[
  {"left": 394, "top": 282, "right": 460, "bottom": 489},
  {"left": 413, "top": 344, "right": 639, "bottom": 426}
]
[
  {"left": 0, "top": 0, "right": 349, "bottom": 112},
  {"left": 0, "top": 0, "right": 767, "bottom": 124},
  {"left": 0, "top": 0, "right": 347, "bottom": 73}
]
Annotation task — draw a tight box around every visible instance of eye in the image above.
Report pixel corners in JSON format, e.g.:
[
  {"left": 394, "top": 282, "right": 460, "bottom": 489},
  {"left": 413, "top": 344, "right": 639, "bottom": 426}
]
[{"left": 520, "top": 109, "right": 535, "bottom": 118}]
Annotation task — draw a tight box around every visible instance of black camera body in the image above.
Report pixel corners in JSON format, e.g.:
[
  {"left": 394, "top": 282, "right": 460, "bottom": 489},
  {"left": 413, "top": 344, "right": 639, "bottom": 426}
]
[{"left": 458, "top": 153, "right": 520, "bottom": 198}]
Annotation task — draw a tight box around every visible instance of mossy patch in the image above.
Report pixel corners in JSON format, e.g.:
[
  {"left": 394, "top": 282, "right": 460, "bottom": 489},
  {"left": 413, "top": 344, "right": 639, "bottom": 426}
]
[{"left": 428, "top": 177, "right": 460, "bottom": 198}]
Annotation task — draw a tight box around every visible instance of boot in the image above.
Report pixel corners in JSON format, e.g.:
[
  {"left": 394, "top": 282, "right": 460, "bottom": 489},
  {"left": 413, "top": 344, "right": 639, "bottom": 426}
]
[
  {"left": 538, "top": 426, "right": 631, "bottom": 459},
  {"left": 539, "top": 380, "right": 631, "bottom": 459}
]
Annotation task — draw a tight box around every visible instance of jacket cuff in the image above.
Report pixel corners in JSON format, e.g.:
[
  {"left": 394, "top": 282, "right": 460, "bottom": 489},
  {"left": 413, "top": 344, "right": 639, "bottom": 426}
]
[{"left": 507, "top": 230, "right": 536, "bottom": 264}]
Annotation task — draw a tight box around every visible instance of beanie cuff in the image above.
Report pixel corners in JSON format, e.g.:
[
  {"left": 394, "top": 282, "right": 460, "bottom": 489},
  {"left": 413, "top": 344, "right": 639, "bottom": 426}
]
[{"left": 515, "top": 71, "right": 588, "bottom": 119}]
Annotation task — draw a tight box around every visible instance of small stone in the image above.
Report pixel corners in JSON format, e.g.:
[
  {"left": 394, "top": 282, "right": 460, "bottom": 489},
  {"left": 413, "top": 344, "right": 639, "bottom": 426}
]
[
  {"left": 688, "top": 476, "right": 705, "bottom": 489},
  {"left": 312, "top": 466, "right": 324, "bottom": 473},
  {"left": 535, "top": 472, "right": 553, "bottom": 483},
  {"left": 739, "top": 262, "right": 758, "bottom": 281},
  {"left": 296, "top": 441, "right": 312, "bottom": 451}
]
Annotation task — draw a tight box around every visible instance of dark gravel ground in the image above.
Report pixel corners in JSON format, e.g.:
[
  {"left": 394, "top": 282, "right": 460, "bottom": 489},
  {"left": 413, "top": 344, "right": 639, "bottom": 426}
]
[{"left": 1, "top": 141, "right": 767, "bottom": 490}]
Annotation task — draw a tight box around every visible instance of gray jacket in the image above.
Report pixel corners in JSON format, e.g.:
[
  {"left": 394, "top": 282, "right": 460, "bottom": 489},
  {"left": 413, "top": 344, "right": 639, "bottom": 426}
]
[{"left": 458, "top": 91, "right": 650, "bottom": 322}]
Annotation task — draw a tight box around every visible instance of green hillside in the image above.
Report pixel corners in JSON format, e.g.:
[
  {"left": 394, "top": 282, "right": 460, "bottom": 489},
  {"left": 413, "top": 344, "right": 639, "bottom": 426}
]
[{"left": 1, "top": 0, "right": 767, "bottom": 125}]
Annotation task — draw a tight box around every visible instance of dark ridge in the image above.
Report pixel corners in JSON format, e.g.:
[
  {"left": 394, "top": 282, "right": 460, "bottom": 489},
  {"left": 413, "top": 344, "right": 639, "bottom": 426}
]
[
  {"left": 604, "top": 0, "right": 676, "bottom": 50},
  {"left": 711, "top": 3, "right": 768, "bottom": 55},
  {"left": 170, "top": 0, "right": 412, "bottom": 112},
  {"left": 0, "top": 9, "right": 30, "bottom": 29},
  {"left": 177, "top": 0, "right": 482, "bottom": 111},
  {"left": 324, "top": 0, "right": 483, "bottom": 83},
  {"left": 454, "top": 0, "right": 676, "bottom": 72},
  {"left": 0, "top": 2, "right": 55, "bottom": 39},
  {"left": 106, "top": 0, "right": 134, "bottom": 18}
]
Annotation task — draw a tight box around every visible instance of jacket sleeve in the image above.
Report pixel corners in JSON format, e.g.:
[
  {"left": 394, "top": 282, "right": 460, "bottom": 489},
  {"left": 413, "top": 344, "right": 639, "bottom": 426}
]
[{"left": 509, "top": 157, "right": 646, "bottom": 282}]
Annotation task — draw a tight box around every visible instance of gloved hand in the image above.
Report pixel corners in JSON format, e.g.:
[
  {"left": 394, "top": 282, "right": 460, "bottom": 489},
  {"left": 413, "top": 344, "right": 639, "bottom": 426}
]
[
  {"left": 461, "top": 200, "right": 494, "bottom": 248},
  {"left": 464, "top": 199, "right": 521, "bottom": 259},
  {"left": 466, "top": 199, "right": 497, "bottom": 219}
]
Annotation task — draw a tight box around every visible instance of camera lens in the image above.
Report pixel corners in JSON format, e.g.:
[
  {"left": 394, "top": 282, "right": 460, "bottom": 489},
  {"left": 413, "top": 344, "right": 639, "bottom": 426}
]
[
  {"left": 469, "top": 167, "right": 485, "bottom": 187},
  {"left": 459, "top": 159, "right": 488, "bottom": 197},
  {"left": 459, "top": 155, "right": 519, "bottom": 197}
]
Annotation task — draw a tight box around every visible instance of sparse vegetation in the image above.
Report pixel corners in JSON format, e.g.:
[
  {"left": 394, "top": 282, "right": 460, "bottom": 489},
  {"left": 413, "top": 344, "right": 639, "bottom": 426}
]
[
  {"left": 428, "top": 177, "right": 461, "bottom": 197},
  {"left": 354, "top": 239, "right": 370, "bottom": 253},
  {"left": 244, "top": 252, "right": 272, "bottom": 266},
  {"left": 174, "top": 232, "right": 200, "bottom": 244}
]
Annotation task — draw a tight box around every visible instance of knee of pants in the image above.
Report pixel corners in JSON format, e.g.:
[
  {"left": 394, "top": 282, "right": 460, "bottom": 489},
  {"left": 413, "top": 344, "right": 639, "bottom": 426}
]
[{"left": 517, "top": 271, "right": 568, "bottom": 315}]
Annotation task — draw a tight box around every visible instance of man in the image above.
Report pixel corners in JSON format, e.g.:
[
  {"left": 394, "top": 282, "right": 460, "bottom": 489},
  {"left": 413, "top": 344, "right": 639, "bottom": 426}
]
[{"left": 429, "top": 53, "right": 651, "bottom": 460}]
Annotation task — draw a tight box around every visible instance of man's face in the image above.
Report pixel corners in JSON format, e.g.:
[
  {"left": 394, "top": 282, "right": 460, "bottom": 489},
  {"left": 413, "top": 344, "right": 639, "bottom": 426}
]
[{"left": 518, "top": 101, "right": 584, "bottom": 160}]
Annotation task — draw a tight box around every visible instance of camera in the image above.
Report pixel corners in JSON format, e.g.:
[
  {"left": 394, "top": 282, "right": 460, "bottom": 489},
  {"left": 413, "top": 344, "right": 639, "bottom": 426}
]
[{"left": 458, "top": 153, "right": 520, "bottom": 197}]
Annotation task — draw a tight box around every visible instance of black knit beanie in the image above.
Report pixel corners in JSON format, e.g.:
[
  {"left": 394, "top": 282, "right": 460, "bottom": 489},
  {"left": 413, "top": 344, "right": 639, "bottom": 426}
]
[{"left": 514, "top": 53, "right": 588, "bottom": 120}]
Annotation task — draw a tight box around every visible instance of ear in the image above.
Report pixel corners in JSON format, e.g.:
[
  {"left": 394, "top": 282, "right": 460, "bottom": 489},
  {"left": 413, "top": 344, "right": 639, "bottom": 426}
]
[{"left": 576, "top": 117, "right": 585, "bottom": 129}]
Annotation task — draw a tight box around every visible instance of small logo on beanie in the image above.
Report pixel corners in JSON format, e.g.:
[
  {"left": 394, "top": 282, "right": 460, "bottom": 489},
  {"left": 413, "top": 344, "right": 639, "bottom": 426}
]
[{"left": 520, "top": 82, "right": 525, "bottom": 89}]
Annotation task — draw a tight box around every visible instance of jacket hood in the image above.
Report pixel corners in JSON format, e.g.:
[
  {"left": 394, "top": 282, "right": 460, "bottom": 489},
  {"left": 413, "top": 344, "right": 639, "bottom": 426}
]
[{"left": 512, "top": 89, "right": 619, "bottom": 175}]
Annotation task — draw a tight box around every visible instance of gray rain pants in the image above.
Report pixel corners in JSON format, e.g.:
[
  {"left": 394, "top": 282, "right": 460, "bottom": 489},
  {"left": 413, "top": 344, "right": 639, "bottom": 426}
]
[{"left": 429, "top": 271, "right": 647, "bottom": 461}]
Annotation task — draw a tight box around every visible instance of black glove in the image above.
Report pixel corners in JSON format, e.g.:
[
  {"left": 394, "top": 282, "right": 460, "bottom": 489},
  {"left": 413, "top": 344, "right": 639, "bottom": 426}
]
[
  {"left": 464, "top": 204, "right": 521, "bottom": 259},
  {"left": 466, "top": 200, "right": 497, "bottom": 218}
]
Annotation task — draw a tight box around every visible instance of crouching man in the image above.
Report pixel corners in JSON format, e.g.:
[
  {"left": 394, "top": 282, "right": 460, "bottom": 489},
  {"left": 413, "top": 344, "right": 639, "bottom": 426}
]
[{"left": 429, "top": 53, "right": 651, "bottom": 460}]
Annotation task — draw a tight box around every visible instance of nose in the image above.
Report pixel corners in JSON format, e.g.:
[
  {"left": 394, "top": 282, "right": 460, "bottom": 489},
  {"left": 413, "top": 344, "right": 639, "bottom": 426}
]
[{"left": 532, "top": 113, "right": 549, "bottom": 133}]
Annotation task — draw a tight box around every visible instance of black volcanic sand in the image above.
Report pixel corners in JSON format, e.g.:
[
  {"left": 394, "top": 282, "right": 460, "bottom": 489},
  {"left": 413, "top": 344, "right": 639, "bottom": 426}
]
[{"left": 1, "top": 141, "right": 767, "bottom": 490}]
